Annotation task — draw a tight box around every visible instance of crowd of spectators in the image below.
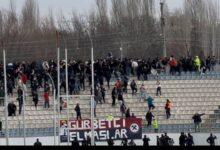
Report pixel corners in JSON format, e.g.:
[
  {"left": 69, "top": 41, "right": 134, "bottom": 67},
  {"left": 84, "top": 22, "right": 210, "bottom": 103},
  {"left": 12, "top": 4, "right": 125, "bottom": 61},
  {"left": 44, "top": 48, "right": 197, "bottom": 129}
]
[
  {"left": 70, "top": 132, "right": 217, "bottom": 146},
  {"left": 0, "top": 55, "right": 217, "bottom": 135}
]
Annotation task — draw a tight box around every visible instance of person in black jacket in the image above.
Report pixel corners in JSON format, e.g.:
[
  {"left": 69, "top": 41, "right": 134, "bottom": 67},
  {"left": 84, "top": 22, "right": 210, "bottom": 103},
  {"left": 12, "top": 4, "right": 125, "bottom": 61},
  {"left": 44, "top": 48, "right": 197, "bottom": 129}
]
[
  {"left": 143, "top": 135, "right": 150, "bottom": 146},
  {"left": 125, "top": 108, "right": 131, "bottom": 118},
  {"left": 100, "top": 85, "right": 106, "bottom": 103},
  {"left": 128, "top": 139, "right": 136, "bottom": 146},
  {"left": 32, "top": 90, "right": 38, "bottom": 109},
  {"left": 179, "top": 132, "right": 187, "bottom": 146},
  {"left": 186, "top": 133, "right": 194, "bottom": 146},
  {"left": 81, "top": 137, "right": 88, "bottom": 146},
  {"left": 120, "top": 102, "right": 126, "bottom": 118},
  {"left": 74, "top": 103, "right": 81, "bottom": 120},
  {"left": 156, "top": 136, "right": 160, "bottom": 146},
  {"left": 121, "top": 138, "right": 128, "bottom": 146},
  {"left": 17, "top": 88, "right": 23, "bottom": 115},
  {"left": 192, "top": 113, "right": 205, "bottom": 132},
  {"left": 8, "top": 101, "right": 16, "bottom": 116},
  {"left": 130, "top": 80, "right": 137, "bottom": 95},
  {"left": 111, "top": 86, "right": 117, "bottom": 106},
  {"left": 163, "top": 133, "right": 172, "bottom": 146},
  {"left": 118, "top": 91, "right": 124, "bottom": 102},
  {"left": 207, "top": 133, "right": 217, "bottom": 146},
  {"left": 145, "top": 110, "right": 154, "bottom": 127},
  {"left": 71, "top": 137, "right": 79, "bottom": 149},
  {"left": 0, "top": 86, "right": 4, "bottom": 106},
  {"left": 86, "top": 136, "right": 91, "bottom": 146},
  {"left": 107, "top": 137, "right": 114, "bottom": 146},
  {"left": 34, "top": 138, "right": 42, "bottom": 146}
]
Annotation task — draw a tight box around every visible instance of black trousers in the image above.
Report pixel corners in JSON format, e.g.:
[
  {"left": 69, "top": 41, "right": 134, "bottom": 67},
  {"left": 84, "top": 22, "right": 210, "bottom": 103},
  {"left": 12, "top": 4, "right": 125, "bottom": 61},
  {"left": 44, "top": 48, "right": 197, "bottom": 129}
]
[
  {"left": 112, "top": 96, "right": 116, "bottom": 106},
  {"left": 166, "top": 108, "right": 171, "bottom": 119},
  {"left": 156, "top": 87, "right": 161, "bottom": 96}
]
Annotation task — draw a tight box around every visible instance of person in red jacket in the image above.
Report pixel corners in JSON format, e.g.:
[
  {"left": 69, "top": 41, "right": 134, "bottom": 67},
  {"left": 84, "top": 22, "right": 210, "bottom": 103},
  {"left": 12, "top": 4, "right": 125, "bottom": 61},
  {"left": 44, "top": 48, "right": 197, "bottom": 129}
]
[
  {"left": 44, "top": 91, "right": 50, "bottom": 108},
  {"left": 115, "top": 79, "right": 122, "bottom": 94},
  {"left": 165, "top": 99, "right": 173, "bottom": 119},
  {"left": 20, "top": 72, "right": 28, "bottom": 85}
]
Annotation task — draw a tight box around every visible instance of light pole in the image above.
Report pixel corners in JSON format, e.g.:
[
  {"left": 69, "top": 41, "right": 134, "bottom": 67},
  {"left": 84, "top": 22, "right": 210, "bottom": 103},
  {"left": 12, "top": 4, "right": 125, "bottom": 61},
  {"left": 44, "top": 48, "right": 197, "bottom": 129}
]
[
  {"left": 160, "top": 0, "right": 167, "bottom": 58},
  {"left": 85, "top": 28, "right": 95, "bottom": 146},
  {"left": 64, "top": 48, "right": 70, "bottom": 146},
  {"left": 61, "top": 32, "right": 70, "bottom": 145},
  {"left": 42, "top": 62, "right": 56, "bottom": 145},
  {"left": 3, "top": 48, "right": 9, "bottom": 145},
  {"left": 56, "top": 31, "right": 61, "bottom": 146}
]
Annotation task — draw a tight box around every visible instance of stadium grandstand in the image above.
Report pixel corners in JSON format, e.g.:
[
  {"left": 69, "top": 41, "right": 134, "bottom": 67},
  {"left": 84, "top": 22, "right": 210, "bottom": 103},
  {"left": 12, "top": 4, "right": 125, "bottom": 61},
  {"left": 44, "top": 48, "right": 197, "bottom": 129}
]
[
  {"left": 1, "top": 0, "right": 220, "bottom": 146},
  {"left": 0, "top": 48, "right": 220, "bottom": 145}
]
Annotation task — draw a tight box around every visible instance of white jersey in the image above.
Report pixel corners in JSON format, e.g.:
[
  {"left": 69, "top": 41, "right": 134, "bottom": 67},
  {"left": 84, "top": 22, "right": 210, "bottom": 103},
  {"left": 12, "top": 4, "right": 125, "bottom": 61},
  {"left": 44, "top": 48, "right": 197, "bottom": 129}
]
[{"left": 132, "top": 61, "right": 138, "bottom": 68}]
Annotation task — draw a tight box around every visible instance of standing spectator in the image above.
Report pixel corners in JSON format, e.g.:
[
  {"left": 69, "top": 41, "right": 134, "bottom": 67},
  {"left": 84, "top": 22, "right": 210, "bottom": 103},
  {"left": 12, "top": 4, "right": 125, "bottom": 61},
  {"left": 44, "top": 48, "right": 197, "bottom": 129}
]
[
  {"left": 71, "top": 137, "right": 79, "bottom": 149},
  {"left": 159, "top": 134, "right": 165, "bottom": 146},
  {"left": 34, "top": 138, "right": 42, "bottom": 147},
  {"left": 132, "top": 60, "right": 138, "bottom": 76},
  {"left": 7, "top": 78, "right": 13, "bottom": 97},
  {"left": 128, "top": 139, "right": 136, "bottom": 146},
  {"left": 118, "top": 91, "right": 124, "bottom": 102},
  {"left": 179, "top": 132, "right": 187, "bottom": 146},
  {"left": 8, "top": 101, "right": 16, "bottom": 116},
  {"left": 32, "top": 90, "right": 38, "bottom": 109},
  {"left": 100, "top": 85, "right": 106, "bottom": 103},
  {"left": 145, "top": 110, "right": 154, "bottom": 127},
  {"left": 194, "top": 56, "right": 201, "bottom": 72},
  {"left": 164, "top": 133, "right": 172, "bottom": 146},
  {"left": 94, "top": 87, "right": 102, "bottom": 104},
  {"left": 165, "top": 99, "right": 173, "bottom": 119},
  {"left": 111, "top": 86, "right": 117, "bottom": 106},
  {"left": 17, "top": 88, "right": 23, "bottom": 115},
  {"left": 122, "top": 75, "right": 128, "bottom": 93},
  {"left": 20, "top": 72, "right": 28, "bottom": 85},
  {"left": 156, "top": 136, "right": 160, "bottom": 146},
  {"left": 156, "top": 80, "right": 162, "bottom": 96},
  {"left": 107, "top": 137, "right": 114, "bottom": 146},
  {"left": 86, "top": 136, "right": 91, "bottom": 146},
  {"left": 0, "top": 86, "right": 4, "bottom": 106},
  {"left": 120, "top": 102, "right": 126, "bottom": 118},
  {"left": 60, "top": 97, "right": 64, "bottom": 113},
  {"left": 31, "top": 77, "right": 38, "bottom": 96},
  {"left": 146, "top": 96, "right": 155, "bottom": 110},
  {"left": 152, "top": 117, "right": 158, "bottom": 133},
  {"left": 192, "top": 113, "right": 205, "bottom": 132},
  {"left": 130, "top": 80, "right": 137, "bottom": 95},
  {"left": 207, "top": 133, "right": 217, "bottom": 146},
  {"left": 206, "top": 56, "right": 212, "bottom": 71},
  {"left": 75, "top": 103, "right": 82, "bottom": 120},
  {"left": 169, "top": 55, "right": 178, "bottom": 75},
  {"left": 43, "top": 91, "right": 50, "bottom": 109},
  {"left": 210, "top": 56, "right": 216, "bottom": 71},
  {"left": 139, "top": 83, "right": 146, "bottom": 102},
  {"left": 81, "top": 137, "right": 88, "bottom": 146},
  {"left": 186, "top": 133, "right": 194, "bottom": 146},
  {"left": 94, "top": 99, "right": 97, "bottom": 117},
  {"left": 125, "top": 108, "right": 131, "bottom": 118},
  {"left": 121, "top": 138, "right": 128, "bottom": 146},
  {"left": 79, "top": 72, "right": 85, "bottom": 91},
  {"left": 115, "top": 79, "right": 122, "bottom": 94},
  {"left": 143, "top": 135, "right": 150, "bottom": 147}
]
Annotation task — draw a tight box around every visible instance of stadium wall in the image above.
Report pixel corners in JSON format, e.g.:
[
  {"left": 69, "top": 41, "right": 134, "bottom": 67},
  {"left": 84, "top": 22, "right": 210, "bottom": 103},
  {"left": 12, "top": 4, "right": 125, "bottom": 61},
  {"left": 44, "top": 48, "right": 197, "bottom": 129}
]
[{"left": 0, "top": 133, "right": 219, "bottom": 146}]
